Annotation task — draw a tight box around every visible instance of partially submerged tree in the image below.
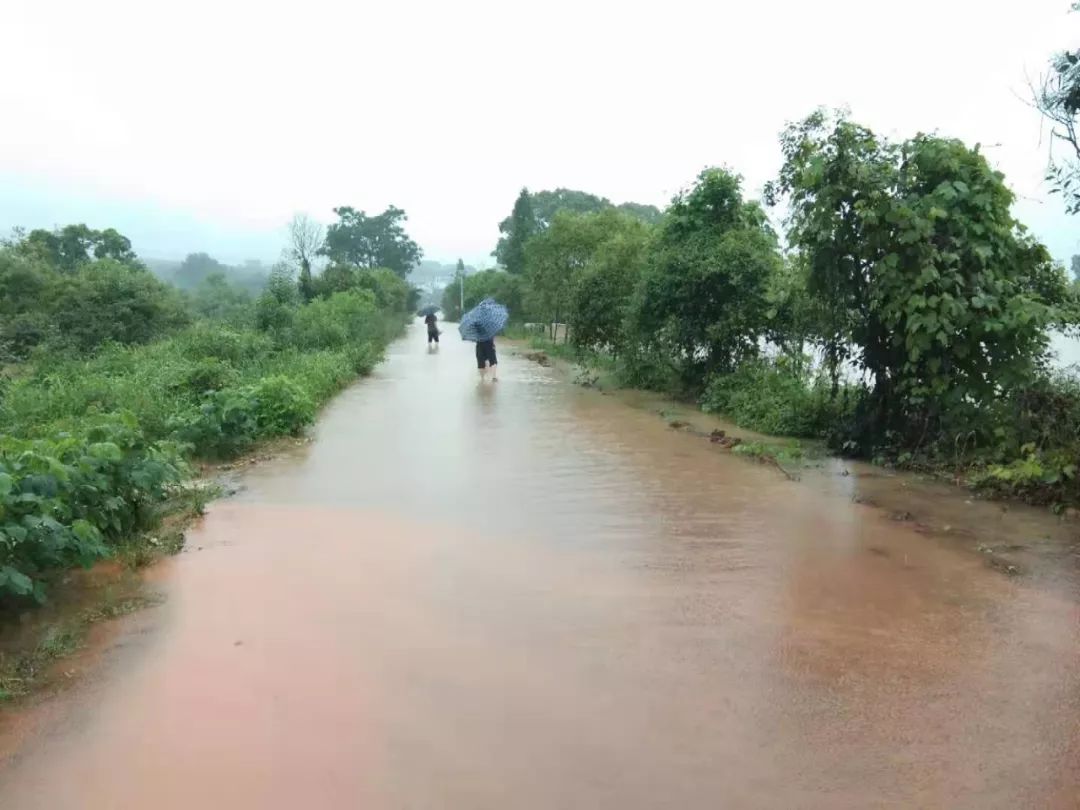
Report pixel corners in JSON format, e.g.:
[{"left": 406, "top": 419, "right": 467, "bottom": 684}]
[
  {"left": 629, "top": 168, "right": 781, "bottom": 390},
  {"left": 770, "top": 110, "right": 1073, "bottom": 447}
]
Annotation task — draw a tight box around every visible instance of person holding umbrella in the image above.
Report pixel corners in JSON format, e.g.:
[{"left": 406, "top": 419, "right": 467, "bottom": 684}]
[
  {"left": 459, "top": 297, "right": 509, "bottom": 382},
  {"left": 418, "top": 305, "right": 440, "bottom": 346}
]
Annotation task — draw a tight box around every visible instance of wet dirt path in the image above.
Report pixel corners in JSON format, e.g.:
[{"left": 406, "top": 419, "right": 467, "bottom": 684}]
[{"left": 0, "top": 323, "right": 1078, "bottom": 808}]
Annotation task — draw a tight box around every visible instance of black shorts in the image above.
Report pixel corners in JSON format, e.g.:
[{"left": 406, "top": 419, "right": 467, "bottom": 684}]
[
  {"left": 476, "top": 340, "right": 497, "bottom": 369},
  {"left": 427, "top": 329, "right": 439, "bottom": 343}
]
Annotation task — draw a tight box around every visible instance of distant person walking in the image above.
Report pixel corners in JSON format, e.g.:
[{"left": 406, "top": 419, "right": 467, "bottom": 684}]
[{"left": 424, "top": 312, "right": 439, "bottom": 345}]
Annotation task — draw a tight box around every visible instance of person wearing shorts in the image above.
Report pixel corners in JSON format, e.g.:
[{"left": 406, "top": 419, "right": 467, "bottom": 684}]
[
  {"left": 476, "top": 338, "right": 498, "bottom": 381},
  {"left": 424, "top": 313, "right": 439, "bottom": 344}
]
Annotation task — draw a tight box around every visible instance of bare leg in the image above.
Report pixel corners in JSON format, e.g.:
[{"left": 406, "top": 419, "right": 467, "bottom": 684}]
[
  {"left": 479, "top": 363, "right": 488, "bottom": 382},
  {"left": 491, "top": 363, "right": 498, "bottom": 382}
]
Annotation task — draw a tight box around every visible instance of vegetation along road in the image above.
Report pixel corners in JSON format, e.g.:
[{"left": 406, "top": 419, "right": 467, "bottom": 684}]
[{"left": 0, "top": 322, "right": 1076, "bottom": 809}]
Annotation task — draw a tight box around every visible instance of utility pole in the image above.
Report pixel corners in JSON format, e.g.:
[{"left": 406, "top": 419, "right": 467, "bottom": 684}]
[{"left": 459, "top": 272, "right": 464, "bottom": 315}]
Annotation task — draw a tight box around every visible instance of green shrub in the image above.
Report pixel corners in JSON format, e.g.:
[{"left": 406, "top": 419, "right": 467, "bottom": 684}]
[
  {"left": 247, "top": 376, "right": 314, "bottom": 436},
  {"left": 700, "top": 357, "right": 841, "bottom": 438},
  {"left": 169, "top": 375, "right": 314, "bottom": 457},
  {"left": 175, "top": 323, "right": 274, "bottom": 364},
  {"left": 354, "top": 268, "right": 410, "bottom": 312},
  {"left": 0, "top": 414, "right": 185, "bottom": 604},
  {"left": 169, "top": 390, "right": 259, "bottom": 458},
  {"left": 971, "top": 448, "right": 1078, "bottom": 505},
  {"left": 615, "top": 344, "right": 679, "bottom": 392},
  {"left": 288, "top": 290, "right": 378, "bottom": 350},
  {"left": 169, "top": 358, "right": 239, "bottom": 400}
]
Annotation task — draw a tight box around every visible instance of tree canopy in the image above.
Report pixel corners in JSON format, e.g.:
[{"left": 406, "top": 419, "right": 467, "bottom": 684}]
[
  {"left": 17, "top": 224, "right": 138, "bottom": 271},
  {"left": 630, "top": 168, "right": 781, "bottom": 388},
  {"left": 493, "top": 187, "right": 662, "bottom": 269},
  {"left": 320, "top": 206, "right": 422, "bottom": 278},
  {"left": 770, "top": 110, "right": 1074, "bottom": 443}
]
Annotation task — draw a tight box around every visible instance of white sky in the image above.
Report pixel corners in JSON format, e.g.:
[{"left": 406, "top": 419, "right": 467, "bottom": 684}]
[{"left": 1, "top": 0, "right": 1078, "bottom": 267}]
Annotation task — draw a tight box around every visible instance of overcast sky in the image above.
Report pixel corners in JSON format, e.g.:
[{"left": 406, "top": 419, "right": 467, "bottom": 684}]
[{"left": 2, "top": 0, "right": 1078, "bottom": 267}]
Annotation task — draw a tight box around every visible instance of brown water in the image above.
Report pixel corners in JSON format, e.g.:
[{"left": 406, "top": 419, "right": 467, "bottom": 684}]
[{"left": 1, "top": 323, "right": 1078, "bottom": 809}]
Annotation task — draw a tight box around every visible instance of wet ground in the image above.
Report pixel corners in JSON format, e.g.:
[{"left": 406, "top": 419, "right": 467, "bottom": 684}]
[{"left": 0, "top": 322, "right": 1078, "bottom": 809}]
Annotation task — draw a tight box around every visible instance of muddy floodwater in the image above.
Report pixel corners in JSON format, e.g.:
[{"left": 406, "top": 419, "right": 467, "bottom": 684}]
[{"left": 1, "top": 323, "right": 1078, "bottom": 809}]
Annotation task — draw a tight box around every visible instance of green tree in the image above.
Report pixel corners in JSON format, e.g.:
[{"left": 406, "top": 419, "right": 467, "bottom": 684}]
[
  {"left": 568, "top": 214, "right": 652, "bottom": 353},
  {"left": 529, "top": 189, "right": 611, "bottom": 227},
  {"left": 18, "top": 224, "right": 138, "bottom": 271},
  {"left": 49, "top": 260, "right": 190, "bottom": 352},
  {"left": 494, "top": 188, "right": 660, "bottom": 269},
  {"left": 255, "top": 264, "right": 300, "bottom": 332},
  {"left": 765, "top": 112, "right": 897, "bottom": 391},
  {"left": 524, "top": 210, "right": 627, "bottom": 338},
  {"left": 629, "top": 168, "right": 781, "bottom": 390},
  {"left": 615, "top": 201, "right": 663, "bottom": 224},
  {"left": 320, "top": 206, "right": 422, "bottom": 278},
  {"left": 496, "top": 189, "right": 537, "bottom": 274},
  {"left": 770, "top": 111, "right": 1074, "bottom": 446},
  {"left": 354, "top": 267, "right": 411, "bottom": 312}
]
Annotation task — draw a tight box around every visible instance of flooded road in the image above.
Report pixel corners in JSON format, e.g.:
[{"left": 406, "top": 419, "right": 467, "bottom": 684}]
[{"left": 1, "top": 323, "right": 1078, "bottom": 809}]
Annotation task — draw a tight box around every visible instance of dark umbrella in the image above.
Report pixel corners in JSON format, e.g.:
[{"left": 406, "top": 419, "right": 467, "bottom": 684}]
[
  {"left": 458, "top": 297, "right": 509, "bottom": 342},
  {"left": 417, "top": 305, "right": 439, "bottom": 317}
]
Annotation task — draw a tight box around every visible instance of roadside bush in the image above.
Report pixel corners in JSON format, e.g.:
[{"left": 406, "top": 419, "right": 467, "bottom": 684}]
[
  {"left": 49, "top": 260, "right": 190, "bottom": 354},
  {"left": 0, "top": 414, "right": 185, "bottom": 604},
  {"left": 170, "top": 375, "right": 314, "bottom": 458},
  {"left": 700, "top": 357, "right": 842, "bottom": 438},
  {"left": 967, "top": 370, "right": 1080, "bottom": 505},
  {"left": 247, "top": 376, "right": 314, "bottom": 436},
  {"left": 169, "top": 358, "right": 239, "bottom": 401},
  {"left": 354, "top": 268, "right": 410, "bottom": 313},
  {"left": 288, "top": 290, "right": 379, "bottom": 350},
  {"left": 174, "top": 324, "right": 274, "bottom": 364},
  {"left": 971, "top": 448, "right": 1078, "bottom": 506},
  {"left": 615, "top": 344, "right": 680, "bottom": 393}
]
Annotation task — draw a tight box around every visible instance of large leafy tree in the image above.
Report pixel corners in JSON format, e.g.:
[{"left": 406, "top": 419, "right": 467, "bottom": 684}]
[
  {"left": 320, "top": 205, "right": 422, "bottom": 278},
  {"left": 568, "top": 213, "right": 652, "bottom": 353},
  {"left": 496, "top": 189, "right": 536, "bottom": 274},
  {"left": 494, "top": 188, "right": 661, "bottom": 269},
  {"left": 630, "top": 168, "right": 781, "bottom": 389},
  {"left": 770, "top": 111, "right": 1073, "bottom": 443},
  {"left": 18, "top": 224, "right": 138, "bottom": 271},
  {"left": 524, "top": 209, "right": 630, "bottom": 337}
]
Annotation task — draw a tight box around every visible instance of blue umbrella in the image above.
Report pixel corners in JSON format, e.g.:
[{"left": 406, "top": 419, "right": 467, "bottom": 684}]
[
  {"left": 458, "top": 297, "right": 509, "bottom": 342},
  {"left": 417, "top": 305, "right": 439, "bottom": 317}
]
